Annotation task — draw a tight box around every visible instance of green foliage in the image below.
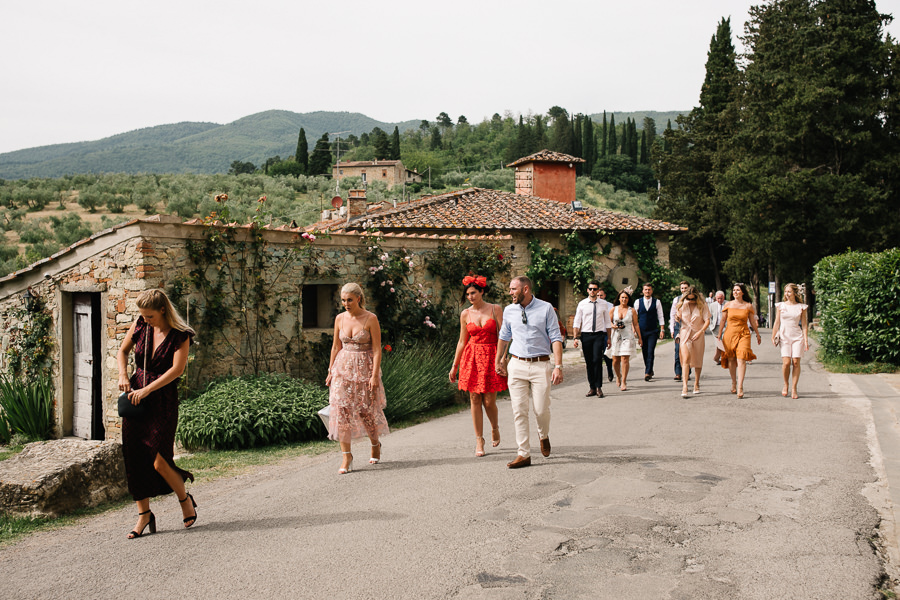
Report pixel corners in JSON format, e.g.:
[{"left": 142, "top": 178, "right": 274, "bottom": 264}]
[
  {"left": 308, "top": 133, "right": 332, "bottom": 175},
  {"left": 426, "top": 238, "right": 513, "bottom": 304},
  {"left": 0, "top": 374, "right": 53, "bottom": 441},
  {"left": 176, "top": 374, "right": 329, "bottom": 450},
  {"left": 5, "top": 294, "right": 54, "bottom": 380},
  {"left": 381, "top": 342, "right": 458, "bottom": 423},
  {"left": 526, "top": 231, "right": 609, "bottom": 293},
  {"left": 631, "top": 233, "right": 681, "bottom": 297},
  {"left": 813, "top": 248, "right": 900, "bottom": 366}
]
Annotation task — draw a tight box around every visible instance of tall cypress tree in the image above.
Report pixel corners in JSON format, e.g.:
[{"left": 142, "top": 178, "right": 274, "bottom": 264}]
[
  {"left": 295, "top": 128, "right": 308, "bottom": 174},
  {"left": 640, "top": 130, "right": 647, "bottom": 164},
  {"left": 607, "top": 114, "right": 617, "bottom": 156},
  {"left": 308, "top": 133, "right": 332, "bottom": 176},
  {"left": 533, "top": 116, "right": 547, "bottom": 151},
  {"left": 582, "top": 118, "right": 594, "bottom": 175},
  {"left": 600, "top": 111, "right": 608, "bottom": 157},
  {"left": 390, "top": 126, "right": 401, "bottom": 160}
]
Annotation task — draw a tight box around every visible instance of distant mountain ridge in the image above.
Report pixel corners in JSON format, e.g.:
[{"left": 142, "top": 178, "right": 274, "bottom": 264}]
[
  {"left": 0, "top": 111, "right": 421, "bottom": 179},
  {"left": 0, "top": 109, "right": 686, "bottom": 179}
]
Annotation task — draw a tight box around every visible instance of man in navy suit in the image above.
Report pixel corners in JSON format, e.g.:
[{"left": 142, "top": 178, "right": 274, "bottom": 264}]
[{"left": 633, "top": 283, "right": 665, "bottom": 381}]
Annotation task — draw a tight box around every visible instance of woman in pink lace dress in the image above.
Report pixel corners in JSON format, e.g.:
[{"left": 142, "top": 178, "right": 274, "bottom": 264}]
[
  {"left": 449, "top": 275, "right": 507, "bottom": 457},
  {"left": 325, "top": 283, "right": 390, "bottom": 474}
]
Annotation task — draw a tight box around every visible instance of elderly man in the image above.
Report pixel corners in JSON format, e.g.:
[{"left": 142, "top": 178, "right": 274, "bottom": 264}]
[
  {"left": 496, "top": 276, "right": 564, "bottom": 469},
  {"left": 709, "top": 290, "right": 726, "bottom": 364},
  {"left": 573, "top": 280, "right": 612, "bottom": 398}
]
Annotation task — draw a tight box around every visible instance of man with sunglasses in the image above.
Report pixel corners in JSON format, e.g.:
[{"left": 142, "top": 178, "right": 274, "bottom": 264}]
[
  {"left": 495, "top": 276, "right": 564, "bottom": 469},
  {"left": 573, "top": 280, "right": 612, "bottom": 397}
]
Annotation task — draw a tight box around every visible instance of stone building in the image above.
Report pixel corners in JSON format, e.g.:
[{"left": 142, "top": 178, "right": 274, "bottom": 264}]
[{"left": 332, "top": 160, "right": 423, "bottom": 190}]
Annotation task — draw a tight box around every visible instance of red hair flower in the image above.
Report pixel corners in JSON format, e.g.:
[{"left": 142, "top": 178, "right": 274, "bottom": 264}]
[{"left": 462, "top": 275, "right": 487, "bottom": 288}]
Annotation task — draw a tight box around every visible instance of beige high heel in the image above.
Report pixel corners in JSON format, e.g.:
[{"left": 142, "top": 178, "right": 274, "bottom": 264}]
[
  {"left": 369, "top": 443, "right": 382, "bottom": 464},
  {"left": 339, "top": 451, "right": 353, "bottom": 474},
  {"left": 475, "top": 436, "right": 485, "bottom": 457},
  {"left": 491, "top": 428, "right": 500, "bottom": 447}
]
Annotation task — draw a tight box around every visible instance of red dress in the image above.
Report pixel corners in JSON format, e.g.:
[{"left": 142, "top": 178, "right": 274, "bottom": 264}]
[{"left": 458, "top": 319, "right": 508, "bottom": 393}]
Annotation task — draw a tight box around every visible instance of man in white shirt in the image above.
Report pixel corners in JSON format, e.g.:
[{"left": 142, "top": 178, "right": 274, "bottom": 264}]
[
  {"left": 597, "top": 288, "right": 615, "bottom": 383},
  {"left": 634, "top": 283, "right": 665, "bottom": 381},
  {"left": 709, "top": 290, "right": 726, "bottom": 364},
  {"left": 670, "top": 281, "right": 690, "bottom": 382},
  {"left": 573, "top": 280, "right": 612, "bottom": 398}
]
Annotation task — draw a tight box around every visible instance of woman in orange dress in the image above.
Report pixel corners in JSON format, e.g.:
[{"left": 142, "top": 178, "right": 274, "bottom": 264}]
[
  {"left": 675, "top": 286, "right": 710, "bottom": 397},
  {"left": 717, "top": 283, "right": 762, "bottom": 398},
  {"left": 450, "top": 275, "right": 507, "bottom": 457}
]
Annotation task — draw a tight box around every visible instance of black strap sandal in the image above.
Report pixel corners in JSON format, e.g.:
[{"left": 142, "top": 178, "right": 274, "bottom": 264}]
[
  {"left": 179, "top": 493, "right": 198, "bottom": 528},
  {"left": 127, "top": 509, "right": 156, "bottom": 539}
]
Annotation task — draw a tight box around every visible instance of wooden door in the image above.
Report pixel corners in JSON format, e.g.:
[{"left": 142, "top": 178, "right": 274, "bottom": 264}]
[{"left": 73, "top": 295, "right": 93, "bottom": 439}]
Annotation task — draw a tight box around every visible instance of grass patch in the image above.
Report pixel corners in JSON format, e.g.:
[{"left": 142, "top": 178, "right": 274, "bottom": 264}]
[
  {"left": 0, "top": 444, "right": 25, "bottom": 462},
  {"left": 817, "top": 350, "right": 900, "bottom": 374},
  {"left": 0, "top": 499, "right": 129, "bottom": 548}
]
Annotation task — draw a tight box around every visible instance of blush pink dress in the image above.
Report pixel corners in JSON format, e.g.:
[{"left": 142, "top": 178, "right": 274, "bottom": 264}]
[{"left": 327, "top": 322, "right": 390, "bottom": 443}]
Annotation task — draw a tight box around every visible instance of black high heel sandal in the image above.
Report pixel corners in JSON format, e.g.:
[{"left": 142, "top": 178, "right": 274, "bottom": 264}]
[
  {"left": 127, "top": 509, "right": 156, "bottom": 539},
  {"left": 179, "top": 493, "right": 197, "bottom": 528}
]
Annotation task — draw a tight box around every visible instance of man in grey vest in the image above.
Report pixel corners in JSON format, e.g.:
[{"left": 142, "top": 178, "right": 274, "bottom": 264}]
[{"left": 633, "top": 283, "right": 665, "bottom": 381}]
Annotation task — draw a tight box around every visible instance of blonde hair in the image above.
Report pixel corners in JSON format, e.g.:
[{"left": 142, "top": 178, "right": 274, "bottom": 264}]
[
  {"left": 677, "top": 285, "right": 708, "bottom": 316},
  {"left": 341, "top": 282, "right": 366, "bottom": 308},
  {"left": 136, "top": 289, "right": 195, "bottom": 334},
  {"left": 783, "top": 283, "right": 803, "bottom": 302}
]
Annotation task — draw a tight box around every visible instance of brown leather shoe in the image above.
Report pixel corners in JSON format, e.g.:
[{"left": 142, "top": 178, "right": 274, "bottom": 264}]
[
  {"left": 507, "top": 455, "right": 531, "bottom": 469},
  {"left": 596, "top": 389, "right": 604, "bottom": 398},
  {"left": 644, "top": 374, "right": 652, "bottom": 381},
  {"left": 540, "top": 437, "right": 551, "bottom": 457},
  {"left": 585, "top": 388, "right": 597, "bottom": 397}
]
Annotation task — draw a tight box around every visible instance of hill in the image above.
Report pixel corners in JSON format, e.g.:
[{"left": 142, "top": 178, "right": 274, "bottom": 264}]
[
  {"left": 587, "top": 111, "right": 685, "bottom": 129},
  {"left": 0, "top": 111, "right": 420, "bottom": 179}
]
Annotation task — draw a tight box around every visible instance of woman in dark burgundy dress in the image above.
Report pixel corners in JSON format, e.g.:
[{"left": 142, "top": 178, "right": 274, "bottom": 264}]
[
  {"left": 116, "top": 289, "right": 196, "bottom": 539},
  {"left": 449, "top": 275, "right": 507, "bottom": 457}
]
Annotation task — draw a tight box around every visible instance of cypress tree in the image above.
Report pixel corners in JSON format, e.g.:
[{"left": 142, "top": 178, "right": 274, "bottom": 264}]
[
  {"left": 295, "top": 127, "right": 308, "bottom": 174},
  {"left": 607, "top": 114, "right": 617, "bottom": 156},
  {"left": 533, "top": 116, "right": 546, "bottom": 151},
  {"left": 640, "top": 130, "right": 648, "bottom": 164},
  {"left": 308, "top": 133, "right": 332, "bottom": 175},
  {"left": 629, "top": 119, "right": 639, "bottom": 163},
  {"left": 600, "top": 112, "right": 608, "bottom": 157},
  {"left": 582, "top": 118, "right": 594, "bottom": 175},
  {"left": 390, "top": 126, "right": 401, "bottom": 160}
]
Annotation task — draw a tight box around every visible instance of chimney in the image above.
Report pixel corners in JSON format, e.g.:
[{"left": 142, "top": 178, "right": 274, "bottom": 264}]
[{"left": 348, "top": 189, "right": 367, "bottom": 218}]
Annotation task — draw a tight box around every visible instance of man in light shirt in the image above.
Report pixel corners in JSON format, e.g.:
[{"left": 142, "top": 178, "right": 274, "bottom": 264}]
[
  {"left": 597, "top": 288, "right": 615, "bottom": 383},
  {"left": 573, "top": 279, "right": 612, "bottom": 398},
  {"left": 670, "top": 281, "right": 690, "bottom": 382},
  {"left": 634, "top": 283, "right": 665, "bottom": 381},
  {"left": 709, "top": 290, "right": 726, "bottom": 364},
  {"left": 496, "top": 276, "right": 564, "bottom": 469}
]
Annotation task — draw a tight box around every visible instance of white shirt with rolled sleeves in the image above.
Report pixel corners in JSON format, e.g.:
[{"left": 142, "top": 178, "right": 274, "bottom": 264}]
[{"left": 573, "top": 298, "right": 612, "bottom": 334}]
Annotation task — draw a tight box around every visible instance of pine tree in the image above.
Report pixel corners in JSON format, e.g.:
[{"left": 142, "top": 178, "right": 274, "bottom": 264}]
[
  {"left": 582, "top": 118, "right": 595, "bottom": 175},
  {"left": 390, "top": 126, "right": 401, "bottom": 160},
  {"left": 308, "top": 133, "right": 332, "bottom": 176},
  {"left": 533, "top": 116, "right": 547, "bottom": 151},
  {"left": 640, "top": 130, "right": 647, "bottom": 165},
  {"left": 295, "top": 128, "right": 308, "bottom": 174},
  {"left": 372, "top": 127, "right": 390, "bottom": 159}
]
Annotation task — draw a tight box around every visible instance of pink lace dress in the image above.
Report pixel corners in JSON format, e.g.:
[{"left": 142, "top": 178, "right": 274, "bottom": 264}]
[{"left": 328, "top": 326, "right": 390, "bottom": 443}]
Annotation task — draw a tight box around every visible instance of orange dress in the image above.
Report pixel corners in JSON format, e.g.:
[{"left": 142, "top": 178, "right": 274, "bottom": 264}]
[{"left": 720, "top": 306, "right": 757, "bottom": 369}]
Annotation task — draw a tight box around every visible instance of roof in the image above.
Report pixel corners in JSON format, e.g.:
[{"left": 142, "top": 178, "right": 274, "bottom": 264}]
[
  {"left": 506, "top": 149, "right": 586, "bottom": 168},
  {"left": 306, "top": 187, "right": 686, "bottom": 234},
  {"left": 335, "top": 160, "right": 404, "bottom": 168}
]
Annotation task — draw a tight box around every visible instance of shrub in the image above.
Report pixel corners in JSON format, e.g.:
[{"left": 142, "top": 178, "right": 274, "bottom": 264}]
[
  {"left": 0, "top": 411, "right": 10, "bottom": 444},
  {"left": 0, "top": 375, "right": 53, "bottom": 441},
  {"left": 813, "top": 248, "right": 900, "bottom": 365},
  {"left": 176, "top": 374, "right": 329, "bottom": 450},
  {"left": 381, "top": 342, "right": 458, "bottom": 423}
]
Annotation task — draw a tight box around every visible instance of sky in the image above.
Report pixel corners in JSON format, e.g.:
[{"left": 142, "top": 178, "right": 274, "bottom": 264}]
[{"left": 2, "top": 0, "right": 898, "bottom": 155}]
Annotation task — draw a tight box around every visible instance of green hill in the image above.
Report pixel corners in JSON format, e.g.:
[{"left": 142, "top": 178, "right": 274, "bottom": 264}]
[
  {"left": 0, "top": 111, "right": 420, "bottom": 179},
  {"left": 587, "top": 111, "right": 685, "bottom": 129}
]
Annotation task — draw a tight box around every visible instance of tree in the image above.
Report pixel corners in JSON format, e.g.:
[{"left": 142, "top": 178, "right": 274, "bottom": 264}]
[
  {"left": 457, "top": 115, "right": 468, "bottom": 125},
  {"left": 430, "top": 126, "right": 443, "bottom": 150},
  {"left": 600, "top": 111, "right": 608, "bottom": 157},
  {"left": 436, "top": 112, "right": 453, "bottom": 129},
  {"left": 390, "top": 126, "right": 401, "bottom": 160},
  {"left": 582, "top": 118, "right": 595, "bottom": 175},
  {"left": 607, "top": 114, "right": 617, "bottom": 156},
  {"left": 308, "top": 133, "right": 332, "bottom": 175},
  {"left": 295, "top": 128, "right": 308, "bottom": 174},
  {"left": 549, "top": 109, "right": 575, "bottom": 154},
  {"left": 372, "top": 127, "right": 390, "bottom": 159}
]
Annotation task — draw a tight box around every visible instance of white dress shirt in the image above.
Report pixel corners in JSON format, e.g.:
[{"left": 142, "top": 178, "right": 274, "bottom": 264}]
[
  {"left": 573, "top": 297, "right": 612, "bottom": 333},
  {"left": 634, "top": 297, "right": 665, "bottom": 329}
]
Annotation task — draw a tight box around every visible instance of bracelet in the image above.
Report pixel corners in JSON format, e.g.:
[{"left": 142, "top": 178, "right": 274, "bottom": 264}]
[{"left": 554, "top": 365, "right": 562, "bottom": 369}]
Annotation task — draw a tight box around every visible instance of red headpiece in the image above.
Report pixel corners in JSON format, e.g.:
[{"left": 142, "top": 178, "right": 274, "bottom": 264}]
[{"left": 462, "top": 275, "right": 487, "bottom": 288}]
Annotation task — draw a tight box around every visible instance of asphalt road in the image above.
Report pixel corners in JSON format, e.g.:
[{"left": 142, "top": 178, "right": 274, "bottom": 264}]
[{"left": 1, "top": 331, "right": 896, "bottom": 599}]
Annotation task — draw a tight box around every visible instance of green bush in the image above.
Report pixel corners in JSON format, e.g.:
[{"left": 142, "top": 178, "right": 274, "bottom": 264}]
[
  {"left": 381, "top": 342, "right": 458, "bottom": 423},
  {"left": 0, "top": 411, "right": 10, "bottom": 444},
  {"left": 813, "top": 248, "right": 900, "bottom": 365},
  {"left": 176, "top": 374, "right": 329, "bottom": 450},
  {"left": 0, "top": 375, "right": 53, "bottom": 441}
]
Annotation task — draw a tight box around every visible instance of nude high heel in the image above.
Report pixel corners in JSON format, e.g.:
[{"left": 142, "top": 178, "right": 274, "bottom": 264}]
[
  {"left": 491, "top": 428, "right": 500, "bottom": 447},
  {"left": 369, "top": 442, "right": 382, "bottom": 464},
  {"left": 475, "top": 436, "right": 485, "bottom": 457},
  {"left": 339, "top": 451, "right": 353, "bottom": 474}
]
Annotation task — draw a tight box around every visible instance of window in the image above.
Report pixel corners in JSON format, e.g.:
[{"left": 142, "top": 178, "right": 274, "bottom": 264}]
[
  {"left": 302, "top": 284, "right": 339, "bottom": 328},
  {"left": 382, "top": 169, "right": 387, "bottom": 177},
  {"left": 361, "top": 173, "right": 367, "bottom": 183}
]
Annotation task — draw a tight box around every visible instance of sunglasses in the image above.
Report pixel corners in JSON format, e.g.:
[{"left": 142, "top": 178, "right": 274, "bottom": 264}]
[
  {"left": 521, "top": 308, "right": 528, "bottom": 324},
  {"left": 587, "top": 287, "right": 599, "bottom": 291},
  {"left": 686, "top": 296, "right": 696, "bottom": 301}
]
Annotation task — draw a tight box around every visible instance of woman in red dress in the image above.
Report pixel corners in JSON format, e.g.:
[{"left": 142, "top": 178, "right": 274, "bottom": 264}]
[{"left": 449, "top": 275, "right": 508, "bottom": 456}]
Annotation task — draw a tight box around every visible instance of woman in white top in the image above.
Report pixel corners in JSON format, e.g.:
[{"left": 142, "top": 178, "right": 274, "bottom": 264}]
[
  {"left": 771, "top": 283, "right": 809, "bottom": 399},
  {"left": 608, "top": 289, "right": 642, "bottom": 391}
]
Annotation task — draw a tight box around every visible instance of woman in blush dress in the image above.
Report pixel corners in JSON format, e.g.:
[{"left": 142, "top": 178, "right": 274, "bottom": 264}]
[
  {"left": 450, "top": 275, "right": 507, "bottom": 457},
  {"left": 674, "top": 286, "right": 711, "bottom": 397},
  {"left": 117, "top": 289, "right": 197, "bottom": 539},
  {"left": 607, "top": 289, "right": 642, "bottom": 392},
  {"left": 718, "top": 283, "right": 762, "bottom": 399},
  {"left": 771, "top": 283, "right": 809, "bottom": 399},
  {"left": 325, "top": 283, "right": 390, "bottom": 474}
]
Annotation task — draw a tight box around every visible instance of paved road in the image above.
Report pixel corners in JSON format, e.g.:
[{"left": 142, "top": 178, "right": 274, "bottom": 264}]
[{"left": 2, "top": 332, "right": 897, "bottom": 599}]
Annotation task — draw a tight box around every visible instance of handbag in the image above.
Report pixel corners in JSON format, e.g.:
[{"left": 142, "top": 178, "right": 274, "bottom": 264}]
[
  {"left": 118, "top": 328, "right": 150, "bottom": 419},
  {"left": 317, "top": 405, "right": 332, "bottom": 437}
]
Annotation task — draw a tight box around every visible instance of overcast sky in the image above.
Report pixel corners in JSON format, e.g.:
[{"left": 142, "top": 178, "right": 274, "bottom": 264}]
[{"left": 1, "top": 0, "right": 898, "bottom": 155}]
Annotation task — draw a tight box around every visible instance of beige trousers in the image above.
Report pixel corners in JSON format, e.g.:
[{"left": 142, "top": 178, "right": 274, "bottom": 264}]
[{"left": 507, "top": 358, "right": 552, "bottom": 458}]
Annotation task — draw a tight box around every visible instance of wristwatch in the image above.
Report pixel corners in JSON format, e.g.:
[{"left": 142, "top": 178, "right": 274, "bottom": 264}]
[{"left": 554, "top": 365, "right": 562, "bottom": 369}]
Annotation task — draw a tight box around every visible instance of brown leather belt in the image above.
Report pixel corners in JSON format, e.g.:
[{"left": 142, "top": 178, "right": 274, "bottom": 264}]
[{"left": 511, "top": 355, "right": 550, "bottom": 362}]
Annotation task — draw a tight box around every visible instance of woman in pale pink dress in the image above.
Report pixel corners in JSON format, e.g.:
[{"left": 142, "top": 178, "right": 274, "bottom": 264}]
[
  {"left": 325, "top": 283, "right": 390, "bottom": 474},
  {"left": 771, "top": 283, "right": 809, "bottom": 399},
  {"left": 674, "top": 286, "right": 710, "bottom": 397}
]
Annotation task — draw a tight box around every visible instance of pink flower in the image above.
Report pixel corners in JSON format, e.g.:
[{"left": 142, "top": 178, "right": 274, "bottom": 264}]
[{"left": 390, "top": 287, "right": 395, "bottom": 292}]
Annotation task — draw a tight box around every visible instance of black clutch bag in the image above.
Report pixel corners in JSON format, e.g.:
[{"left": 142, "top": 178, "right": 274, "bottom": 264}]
[
  {"left": 118, "top": 390, "right": 147, "bottom": 419},
  {"left": 118, "top": 328, "right": 150, "bottom": 419}
]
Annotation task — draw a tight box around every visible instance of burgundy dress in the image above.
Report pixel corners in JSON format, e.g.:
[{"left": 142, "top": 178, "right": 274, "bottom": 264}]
[
  {"left": 458, "top": 318, "right": 508, "bottom": 393},
  {"left": 122, "top": 317, "right": 194, "bottom": 501}
]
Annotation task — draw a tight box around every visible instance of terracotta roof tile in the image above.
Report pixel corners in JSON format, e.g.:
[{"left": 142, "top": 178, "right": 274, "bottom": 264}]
[
  {"left": 506, "top": 149, "right": 586, "bottom": 167},
  {"left": 308, "top": 188, "right": 685, "bottom": 234}
]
